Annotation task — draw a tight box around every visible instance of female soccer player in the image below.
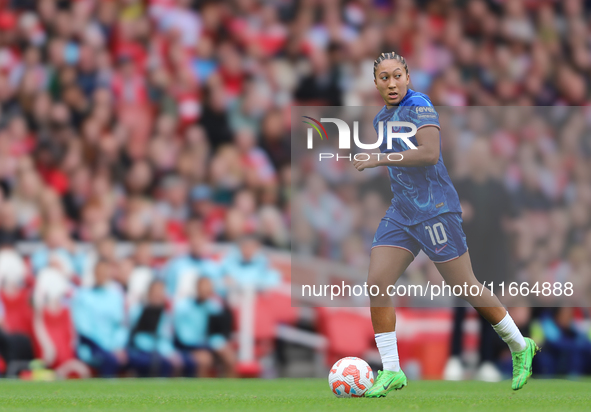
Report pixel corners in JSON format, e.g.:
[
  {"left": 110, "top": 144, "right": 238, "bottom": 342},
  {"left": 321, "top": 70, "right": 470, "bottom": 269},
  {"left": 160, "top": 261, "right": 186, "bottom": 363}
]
[{"left": 353, "top": 52, "right": 539, "bottom": 398}]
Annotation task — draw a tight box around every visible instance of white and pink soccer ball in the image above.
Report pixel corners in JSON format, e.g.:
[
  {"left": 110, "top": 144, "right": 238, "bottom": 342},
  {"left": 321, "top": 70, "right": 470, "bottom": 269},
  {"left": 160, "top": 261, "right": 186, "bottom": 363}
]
[{"left": 328, "top": 357, "right": 374, "bottom": 398}]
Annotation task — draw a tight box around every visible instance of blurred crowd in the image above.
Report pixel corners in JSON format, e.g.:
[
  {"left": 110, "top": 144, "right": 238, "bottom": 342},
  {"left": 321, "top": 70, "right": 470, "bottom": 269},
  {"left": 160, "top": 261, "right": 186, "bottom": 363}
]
[
  {"left": 0, "top": 0, "right": 590, "bottom": 378},
  {"left": 294, "top": 107, "right": 591, "bottom": 304},
  {"left": 0, "top": 228, "right": 281, "bottom": 378}
]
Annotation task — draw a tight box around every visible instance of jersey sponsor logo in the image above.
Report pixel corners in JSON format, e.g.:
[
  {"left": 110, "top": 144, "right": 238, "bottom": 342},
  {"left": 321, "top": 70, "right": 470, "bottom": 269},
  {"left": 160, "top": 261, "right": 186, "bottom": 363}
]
[
  {"left": 416, "top": 106, "right": 437, "bottom": 120},
  {"left": 418, "top": 113, "right": 437, "bottom": 119}
]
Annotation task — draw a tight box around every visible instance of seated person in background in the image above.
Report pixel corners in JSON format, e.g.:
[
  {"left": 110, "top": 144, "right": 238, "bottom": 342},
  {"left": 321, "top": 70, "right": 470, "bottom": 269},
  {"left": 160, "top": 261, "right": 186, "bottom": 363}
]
[
  {"left": 112, "top": 257, "right": 134, "bottom": 293},
  {"left": 71, "top": 260, "right": 128, "bottom": 377},
  {"left": 75, "top": 237, "right": 118, "bottom": 288},
  {"left": 533, "top": 307, "right": 591, "bottom": 376},
  {"left": 0, "top": 299, "right": 35, "bottom": 377},
  {"left": 30, "top": 224, "right": 77, "bottom": 279},
  {"left": 127, "top": 280, "right": 183, "bottom": 377},
  {"left": 172, "top": 277, "right": 236, "bottom": 377},
  {"left": 163, "top": 229, "right": 224, "bottom": 298},
  {"left": 133, "top": 240, "right": 155, "bottom": 272},
  {"left": 221, "top": 234, "right": 280, "bottom": 291},
  {"left": 126, "top": 241, "right": 156, "bottom": 308}
]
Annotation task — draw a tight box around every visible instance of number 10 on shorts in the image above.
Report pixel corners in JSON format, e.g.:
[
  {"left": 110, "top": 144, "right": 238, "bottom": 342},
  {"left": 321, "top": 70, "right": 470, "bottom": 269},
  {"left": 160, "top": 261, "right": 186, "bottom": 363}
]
[{"left": 425, "top": 223, "right": 448, "bottom": 245}]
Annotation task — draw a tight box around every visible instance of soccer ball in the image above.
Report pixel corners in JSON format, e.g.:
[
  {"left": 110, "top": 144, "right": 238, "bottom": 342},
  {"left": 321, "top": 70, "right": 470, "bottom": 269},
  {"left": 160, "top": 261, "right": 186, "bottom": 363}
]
[{"left": 328, "top": 357, "right": 374, "bottom": 398}]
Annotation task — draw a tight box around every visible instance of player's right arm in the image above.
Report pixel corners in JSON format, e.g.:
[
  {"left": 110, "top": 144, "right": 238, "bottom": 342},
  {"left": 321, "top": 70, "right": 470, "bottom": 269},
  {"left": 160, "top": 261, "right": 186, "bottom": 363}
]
[{"left": 353, "top": 125, "right": 440, "bottom": 171}]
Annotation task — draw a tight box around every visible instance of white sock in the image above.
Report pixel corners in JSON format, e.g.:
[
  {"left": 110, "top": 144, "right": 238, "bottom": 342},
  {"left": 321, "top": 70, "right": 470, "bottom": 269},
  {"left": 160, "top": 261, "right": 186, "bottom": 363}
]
[
  {"left": 492, "top": 311, "right": 526, "bottom": 352},
  {"left": 375, "top": 331, "right": 400, "bottom": 372}
]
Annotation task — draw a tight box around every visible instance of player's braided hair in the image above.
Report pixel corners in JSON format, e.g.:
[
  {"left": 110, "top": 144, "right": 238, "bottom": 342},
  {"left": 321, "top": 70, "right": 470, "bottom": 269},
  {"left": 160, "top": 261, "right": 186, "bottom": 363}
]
[{"left": 373, "top": 52, "right": 408, "bottom": 79}]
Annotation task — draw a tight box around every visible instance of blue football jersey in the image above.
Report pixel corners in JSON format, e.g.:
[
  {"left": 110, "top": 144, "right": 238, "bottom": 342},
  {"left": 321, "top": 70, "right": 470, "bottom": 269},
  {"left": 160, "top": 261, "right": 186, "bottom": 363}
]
[{"left": 373, "top": 88, "right": 462, "bottom": 226}]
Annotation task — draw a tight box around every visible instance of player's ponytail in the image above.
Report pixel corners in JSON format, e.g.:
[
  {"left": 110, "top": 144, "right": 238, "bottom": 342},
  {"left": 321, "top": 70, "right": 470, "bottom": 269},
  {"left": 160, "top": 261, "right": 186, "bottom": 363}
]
[{"left": 373, "top": 52, "right": 408, "bottom": 79}]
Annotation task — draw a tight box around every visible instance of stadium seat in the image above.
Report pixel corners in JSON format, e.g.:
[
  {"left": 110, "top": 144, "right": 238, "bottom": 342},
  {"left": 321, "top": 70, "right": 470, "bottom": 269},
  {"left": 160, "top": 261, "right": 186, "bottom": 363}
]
[
  {"left": 316, "top": 307, "right": 374, "bottom": 366},
  {"left": 257, "top": 290, "right": 298, "bottom": 326},
  {"left": 231, "top": 287, "right": 298, "bottom": 371},
  {"left": 34, "top": 307, "right": 75, "bottom": 368},
  {"left": 232, "top": 295, "right": 274, "bottom": 349},
  {"left": 0, "top": 288, "right": 34, "bottom": 337},
  {"left": 396, "top": 308, "right": 453, "bottom": 379}
]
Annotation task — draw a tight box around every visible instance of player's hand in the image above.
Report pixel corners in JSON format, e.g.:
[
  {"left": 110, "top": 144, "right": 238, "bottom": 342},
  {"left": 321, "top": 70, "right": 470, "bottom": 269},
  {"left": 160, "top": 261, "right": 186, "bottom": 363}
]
[
  {"left": 114, "top": 350, "right": 128, "bottom": 364},
  {"left": 169, "top": 353, "right": 184, "bottom": 369},
  {"left": 353, "top": 156, "right": 380, "bottom": 171}
]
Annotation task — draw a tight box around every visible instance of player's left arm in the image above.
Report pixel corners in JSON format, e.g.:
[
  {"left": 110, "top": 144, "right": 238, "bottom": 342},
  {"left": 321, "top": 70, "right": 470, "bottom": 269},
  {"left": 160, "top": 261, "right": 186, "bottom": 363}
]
[{"left": 354, "top": 125, "right": 440, "bottom": 170}]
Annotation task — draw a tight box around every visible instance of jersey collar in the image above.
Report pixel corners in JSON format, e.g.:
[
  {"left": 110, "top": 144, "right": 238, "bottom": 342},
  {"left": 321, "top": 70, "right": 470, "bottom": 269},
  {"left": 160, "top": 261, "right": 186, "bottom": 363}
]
[
  {"left": 398, "top": 88, "right": 413, "bottom": 106},
  {"left": 384, "top": 88, "right": 413, "bottom": 111}
]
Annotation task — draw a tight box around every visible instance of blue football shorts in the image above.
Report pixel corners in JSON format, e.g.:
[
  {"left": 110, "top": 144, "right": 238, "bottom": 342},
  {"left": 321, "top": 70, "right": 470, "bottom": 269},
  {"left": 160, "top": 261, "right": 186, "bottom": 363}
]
[{"left": 371, "top": 212, "right": 468, "bottom": 263}]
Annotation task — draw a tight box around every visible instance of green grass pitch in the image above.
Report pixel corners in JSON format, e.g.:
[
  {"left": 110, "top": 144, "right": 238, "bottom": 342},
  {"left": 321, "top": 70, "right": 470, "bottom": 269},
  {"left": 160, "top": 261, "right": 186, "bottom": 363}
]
[{"left": 0, "top": 378, "right": 589, "bottom": 411}]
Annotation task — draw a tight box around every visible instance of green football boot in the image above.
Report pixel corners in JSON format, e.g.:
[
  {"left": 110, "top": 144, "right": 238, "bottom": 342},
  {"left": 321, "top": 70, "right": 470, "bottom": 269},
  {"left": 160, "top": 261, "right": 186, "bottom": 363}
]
[
  {"left": 511, "top": 337, "right": 540, "bottom": 390},
  {"left": 364, "top": 369, "right": 407, "bottom": 398}
]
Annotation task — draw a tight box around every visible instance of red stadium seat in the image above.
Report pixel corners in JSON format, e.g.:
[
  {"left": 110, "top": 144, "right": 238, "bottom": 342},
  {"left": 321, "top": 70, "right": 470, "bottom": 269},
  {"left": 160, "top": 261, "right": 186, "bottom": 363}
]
[
  {"left": 34, "top": 307, "right": 76, "bottom": 369},
  {"left": 258, "top": 291, "right": 298, "bottom": 326},
  {"left": 254, "top": 297, "right": 276, "bottom": 343},
  {"left": 232, "top": 296, "right": 274, "bottom": 345},
  {"left": 316, "top": 307, "right": 374, "bottom": 366},
  {"left": 315, "top": 307, "right": 456, "bottom": 379},
  {"left": 395, "top": 308, "right": 453, "bottom": 379},
  {"left": 232, "top": 289, "right": 298, "bottom": 361},
  {"left": 0, "top": 288, "right": 34, "bottom": 338}
]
